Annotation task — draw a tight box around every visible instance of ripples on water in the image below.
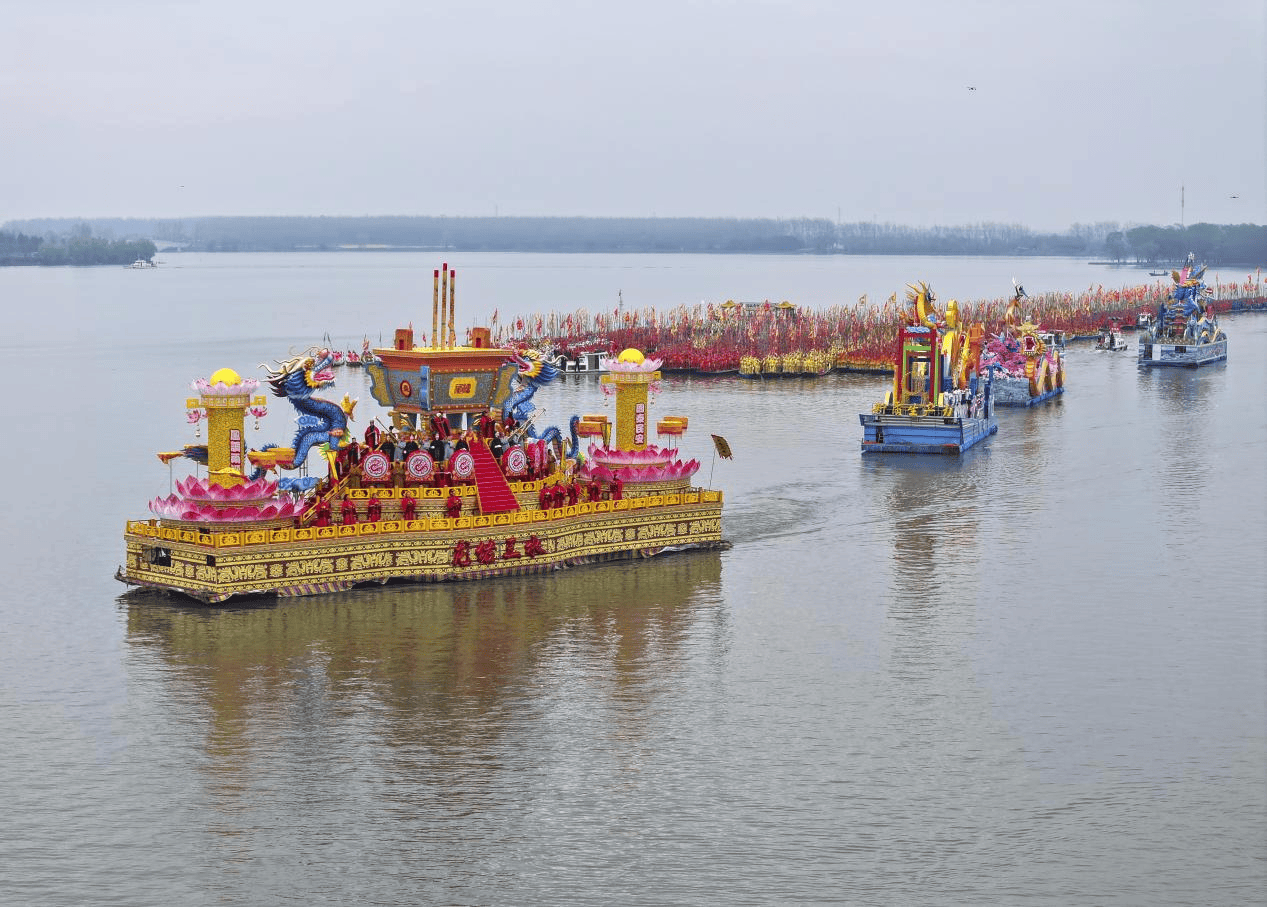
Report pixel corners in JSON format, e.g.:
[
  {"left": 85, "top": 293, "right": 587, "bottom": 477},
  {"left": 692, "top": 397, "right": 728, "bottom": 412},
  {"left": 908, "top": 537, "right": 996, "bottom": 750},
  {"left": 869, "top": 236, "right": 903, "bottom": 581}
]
[{"left": 1, "top": 260, "right": 1263, "bottom": 905}]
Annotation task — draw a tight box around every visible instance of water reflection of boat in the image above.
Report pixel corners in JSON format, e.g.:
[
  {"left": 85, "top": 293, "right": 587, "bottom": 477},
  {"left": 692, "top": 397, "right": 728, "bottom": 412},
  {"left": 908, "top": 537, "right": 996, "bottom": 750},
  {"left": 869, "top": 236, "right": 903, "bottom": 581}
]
[{"left": 122, "top": 551, "right": 725, "bottom": 739}]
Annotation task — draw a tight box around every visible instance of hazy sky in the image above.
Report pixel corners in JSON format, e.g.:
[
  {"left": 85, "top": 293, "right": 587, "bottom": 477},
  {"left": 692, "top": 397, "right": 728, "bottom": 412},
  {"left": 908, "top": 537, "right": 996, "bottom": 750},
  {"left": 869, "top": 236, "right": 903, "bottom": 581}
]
[{"left": 3, "top": 0, "right": 1263, "bottom": 230}]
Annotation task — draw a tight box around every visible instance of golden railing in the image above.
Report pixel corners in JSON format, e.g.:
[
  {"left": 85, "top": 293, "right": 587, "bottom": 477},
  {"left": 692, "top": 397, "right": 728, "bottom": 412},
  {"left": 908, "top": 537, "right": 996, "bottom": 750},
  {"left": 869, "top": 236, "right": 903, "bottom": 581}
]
[{"left": 124, "top": 488, "right": 722, "bottom": 550}]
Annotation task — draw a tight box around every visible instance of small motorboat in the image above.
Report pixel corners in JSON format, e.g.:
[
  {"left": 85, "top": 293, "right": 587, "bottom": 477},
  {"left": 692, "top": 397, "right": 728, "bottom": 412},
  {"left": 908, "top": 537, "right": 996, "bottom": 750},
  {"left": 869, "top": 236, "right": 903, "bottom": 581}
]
[{"left": 1096, "top": 324, "right": 1128, "bottom": 351}]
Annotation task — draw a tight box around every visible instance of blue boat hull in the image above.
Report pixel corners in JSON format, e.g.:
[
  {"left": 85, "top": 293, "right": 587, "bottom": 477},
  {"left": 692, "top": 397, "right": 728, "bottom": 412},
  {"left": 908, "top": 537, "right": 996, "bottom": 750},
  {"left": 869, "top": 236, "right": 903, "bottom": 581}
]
[
  {"left": 858, "top": 412, "right": 997, "bottom": 454},
  {"left": 993, "top": 378, "right": 1065, "bottom": 407},
  {"left": 1138, "top": 337, "right": 1227, "bottom": 368}
]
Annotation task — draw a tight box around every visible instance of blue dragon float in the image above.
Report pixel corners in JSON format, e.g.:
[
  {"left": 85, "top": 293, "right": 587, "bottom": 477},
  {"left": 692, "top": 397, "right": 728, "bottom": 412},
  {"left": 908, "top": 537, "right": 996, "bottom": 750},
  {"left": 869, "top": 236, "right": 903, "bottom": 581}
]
[
  {"left": 1139, "top": 254, "right": 1228, "bottom": 367},
  {"left": 257, "top": 348, "right": 357, "bottom": 487},
  {"left": 503, "top": 350, "right": 580, "bottom": 461}
]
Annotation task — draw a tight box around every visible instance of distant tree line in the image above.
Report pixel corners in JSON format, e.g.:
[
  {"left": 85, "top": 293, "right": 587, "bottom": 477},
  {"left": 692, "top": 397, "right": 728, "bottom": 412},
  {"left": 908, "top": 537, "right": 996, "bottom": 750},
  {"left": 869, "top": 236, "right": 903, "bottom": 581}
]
[
  {"left": 3, "top": 216, "right": 1263, "bottom": 264},
  {"left": 1105, "top": 224, "right": 1265, "bottom": 267},
  {"left": 0, "top": 225, "right": 156, "bottom": 266},
  {"left": 0, "top": 230, "right": 42, "bottom": 263}
]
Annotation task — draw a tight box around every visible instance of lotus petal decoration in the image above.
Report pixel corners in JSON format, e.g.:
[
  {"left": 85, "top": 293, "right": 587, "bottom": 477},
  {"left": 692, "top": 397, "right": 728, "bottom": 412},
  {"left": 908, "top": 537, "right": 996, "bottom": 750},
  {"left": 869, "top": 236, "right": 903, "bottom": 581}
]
[
  {"left": 578, "top": 444, "right": 700, "bottom": 483},
  {"left": 192, "top": 377, "right": 260, "bottom": 396},
  {"left": 600, "top": 356, "right": 664, "bottom": 373},
  {"left": 151, "top": 474, "right": 300, "bottom": 522},
  {"left": 175, "top": 475, "right": 282, "bottom": 502}
]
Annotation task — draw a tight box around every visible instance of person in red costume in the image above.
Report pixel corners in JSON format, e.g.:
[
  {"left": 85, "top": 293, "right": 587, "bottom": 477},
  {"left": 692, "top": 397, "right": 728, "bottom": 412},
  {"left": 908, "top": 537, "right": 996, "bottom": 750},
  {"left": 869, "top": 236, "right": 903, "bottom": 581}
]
[
  {"left": 401, "top": 494, "right": 416, "bottom": 521},
  {"left": 610, "top": 477, "right": 623, "bottom": 501},
  {"left": 341, "top": 498, "right": 357, "bottom": 524},
  {"left": 445, "top": 490, "right": 462, "bottom": 519},
  {"left": 364, "top": 422, "right": 380, "bottom": 448},
  {"left": 315, "top": 499, "right": 331, "bottom": 527},
  {"left": 477, "top": 407, "right": 498, "bottom": 440},
  {"left": 366, "top": 496, "right": 382, "bottom": 522},
  {"left": 428, "top": 410, "right": 450, "bottom": 440}
]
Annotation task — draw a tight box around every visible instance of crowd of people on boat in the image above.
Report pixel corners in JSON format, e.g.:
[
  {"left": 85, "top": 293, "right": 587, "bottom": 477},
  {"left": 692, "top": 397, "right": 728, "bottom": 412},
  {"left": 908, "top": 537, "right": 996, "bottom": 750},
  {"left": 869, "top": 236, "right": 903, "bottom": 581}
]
[
  {"left": 305, "top": 406, "right": 616, "bottom": 526},
  {"left": 328, "top": 407, "right": 540, "bottom": 486}
]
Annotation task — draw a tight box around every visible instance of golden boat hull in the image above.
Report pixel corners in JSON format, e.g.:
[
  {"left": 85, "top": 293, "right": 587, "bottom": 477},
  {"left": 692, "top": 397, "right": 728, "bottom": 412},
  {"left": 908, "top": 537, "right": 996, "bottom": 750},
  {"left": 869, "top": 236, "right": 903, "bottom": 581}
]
[{"left": 119, "top": 489, "right": 726, "bottom": 604}]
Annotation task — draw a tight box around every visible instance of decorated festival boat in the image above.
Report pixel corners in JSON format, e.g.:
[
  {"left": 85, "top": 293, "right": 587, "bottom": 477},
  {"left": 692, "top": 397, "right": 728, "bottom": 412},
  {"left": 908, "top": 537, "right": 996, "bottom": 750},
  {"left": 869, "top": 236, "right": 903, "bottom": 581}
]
[
  {"left": 859, "top": 282, "right": 996, "bottom": 454},
  {"left": 1138, "top": 254, "right": 1228, "bottom": 367},
  {"left": 118, "top": 265, "right": 727, "bottom": 604},
  {"left": 979, "top": 281, "right": 1066, "bottom": 406}
]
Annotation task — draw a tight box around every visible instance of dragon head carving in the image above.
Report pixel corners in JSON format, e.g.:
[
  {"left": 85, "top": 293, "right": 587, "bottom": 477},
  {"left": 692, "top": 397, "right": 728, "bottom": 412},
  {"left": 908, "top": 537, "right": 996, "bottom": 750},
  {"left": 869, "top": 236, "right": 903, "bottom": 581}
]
[
  {"left": 510, "top": 348, "right": 561, "bottom": 387},
  {"left": 263, "top": 348, "right": 336, "bottom": 399}
]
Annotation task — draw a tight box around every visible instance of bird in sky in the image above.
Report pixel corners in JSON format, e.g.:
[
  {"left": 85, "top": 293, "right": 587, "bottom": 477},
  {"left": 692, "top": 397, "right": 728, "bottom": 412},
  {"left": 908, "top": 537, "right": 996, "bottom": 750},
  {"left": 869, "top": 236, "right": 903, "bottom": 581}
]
[
  {"left": 967, "top": 86, "right": 977, "bottom": 91},
  {"left": 1229, "top": 194, "right": 1239, "bottom": 199}
]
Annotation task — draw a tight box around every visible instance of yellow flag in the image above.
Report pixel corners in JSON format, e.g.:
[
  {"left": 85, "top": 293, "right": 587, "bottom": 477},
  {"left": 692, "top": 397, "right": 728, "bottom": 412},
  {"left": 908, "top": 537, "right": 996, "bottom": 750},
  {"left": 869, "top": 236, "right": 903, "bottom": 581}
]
[{"left": 710, "top": 434, "right": 733, "bottom": 460}]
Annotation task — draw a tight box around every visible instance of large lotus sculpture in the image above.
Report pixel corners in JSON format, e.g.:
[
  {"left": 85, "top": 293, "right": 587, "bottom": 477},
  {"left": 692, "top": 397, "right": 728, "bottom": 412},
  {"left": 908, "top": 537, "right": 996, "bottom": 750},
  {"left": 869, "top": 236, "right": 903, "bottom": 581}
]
[
  {"left": 149, "top": 475, "right": 301, "bottom": 522},
  {"left": 578, "top": 443, "right": 699, "bottom": 483}
]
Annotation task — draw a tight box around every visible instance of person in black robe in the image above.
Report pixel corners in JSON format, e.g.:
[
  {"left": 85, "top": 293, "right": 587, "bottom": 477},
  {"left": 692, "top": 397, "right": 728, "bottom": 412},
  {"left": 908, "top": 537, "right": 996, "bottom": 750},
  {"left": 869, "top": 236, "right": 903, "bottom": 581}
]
[{"left": 428, "top": 434, "right": 447, "bottom": 464}]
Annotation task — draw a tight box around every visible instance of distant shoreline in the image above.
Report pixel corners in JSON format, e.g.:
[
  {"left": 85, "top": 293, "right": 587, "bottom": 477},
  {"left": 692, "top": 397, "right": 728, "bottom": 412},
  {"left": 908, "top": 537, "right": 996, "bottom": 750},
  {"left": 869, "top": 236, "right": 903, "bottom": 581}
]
[
  {"left": 5, "top": 250, "right": 1264, "bottom": 270},
  {"left": 5, "top": 215, "right": 1263, "bottom": 267}
]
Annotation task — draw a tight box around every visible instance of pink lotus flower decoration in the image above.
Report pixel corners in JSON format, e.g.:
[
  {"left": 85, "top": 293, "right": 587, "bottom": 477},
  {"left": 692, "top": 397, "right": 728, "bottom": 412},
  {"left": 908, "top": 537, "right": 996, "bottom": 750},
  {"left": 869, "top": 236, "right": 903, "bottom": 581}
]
[
  {"left": 191, "top": 377, "right": 260, "bottom": 396},
  {"left": 578, "top": 443, "right": 699, "bottom": 483},
  {"left": 149, "top": 475, "right": 302, "bottom": 522},
  {"left": 600, "top": 355, "right": 664, "bottom": 373}
]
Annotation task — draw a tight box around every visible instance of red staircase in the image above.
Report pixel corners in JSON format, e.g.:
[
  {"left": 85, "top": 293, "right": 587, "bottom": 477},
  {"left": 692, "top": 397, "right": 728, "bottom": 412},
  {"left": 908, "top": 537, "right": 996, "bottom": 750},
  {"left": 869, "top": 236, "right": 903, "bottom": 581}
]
[{"left": 469, "top": 441, "right": 520, "bottom": 514}]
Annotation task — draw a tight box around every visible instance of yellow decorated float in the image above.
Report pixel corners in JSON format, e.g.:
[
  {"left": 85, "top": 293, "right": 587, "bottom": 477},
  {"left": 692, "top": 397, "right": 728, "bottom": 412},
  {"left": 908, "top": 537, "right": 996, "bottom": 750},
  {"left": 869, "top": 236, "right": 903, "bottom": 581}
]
[{"left": 118, "top": 266, "right": 728, "bottom": 604}]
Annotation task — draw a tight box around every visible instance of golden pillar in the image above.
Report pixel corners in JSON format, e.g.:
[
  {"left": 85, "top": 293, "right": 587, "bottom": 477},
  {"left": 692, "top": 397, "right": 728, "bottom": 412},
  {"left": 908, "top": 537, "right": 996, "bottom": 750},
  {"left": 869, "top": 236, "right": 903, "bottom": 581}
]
[
  {"left": 600, "top": 349, "right": 660, "bottom": 451},
  {"left": 432, "top": 268, "right": 440, "bottom": 350},
  {"left": 440, "top": 264, "right": 449, "bottom": 349},
  {"left": 191, "top": 367, "right": 259, "bottom": 488},
  {"left": 448, "top": 267, "right": 457, "bottom": 349}
]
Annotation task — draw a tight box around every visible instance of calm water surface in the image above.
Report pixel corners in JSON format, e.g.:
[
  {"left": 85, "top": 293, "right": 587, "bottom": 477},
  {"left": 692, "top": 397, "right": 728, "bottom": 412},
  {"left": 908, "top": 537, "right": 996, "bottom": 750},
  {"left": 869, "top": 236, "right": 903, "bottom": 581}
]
[{"left": 1, "top": 254, "right": 1263, "bottom": 905}]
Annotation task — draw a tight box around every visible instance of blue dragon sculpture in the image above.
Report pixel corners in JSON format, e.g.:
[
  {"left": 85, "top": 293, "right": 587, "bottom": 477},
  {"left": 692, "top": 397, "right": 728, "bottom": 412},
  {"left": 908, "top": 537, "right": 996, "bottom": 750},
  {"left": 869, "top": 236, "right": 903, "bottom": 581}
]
[
  {"left": 502, "top": 350, "right": 580, "bottom": 459},
  {"left": 262, "top": 348, "right": 353, "bottom": 469}
]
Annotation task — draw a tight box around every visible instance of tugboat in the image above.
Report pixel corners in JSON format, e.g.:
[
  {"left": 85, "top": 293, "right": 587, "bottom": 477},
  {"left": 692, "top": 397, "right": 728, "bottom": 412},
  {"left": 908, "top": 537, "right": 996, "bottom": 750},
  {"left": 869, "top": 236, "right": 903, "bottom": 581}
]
[
  {"left": 1139, "top": 254, "right": 1228, "bottom": 367},
  {"left": 117, "top": 264, "right": 727, "bottom": 604},
  {"left": 859, "top": 282, "right": 996, "bottom": 455},
  {"left": 979, "top": 281, "right": 1066, "bottom": 406}
]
